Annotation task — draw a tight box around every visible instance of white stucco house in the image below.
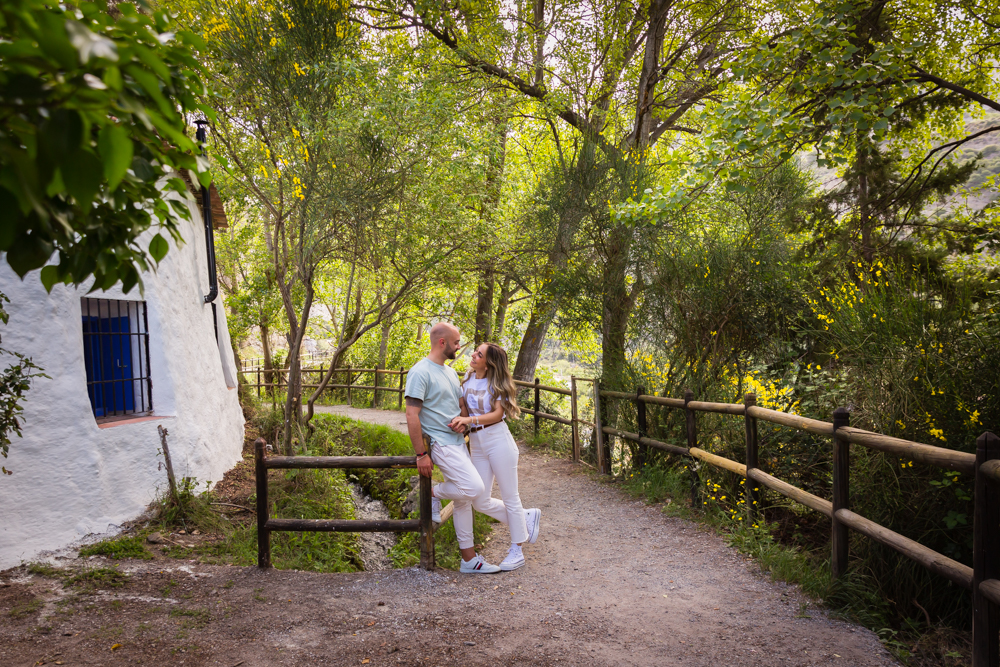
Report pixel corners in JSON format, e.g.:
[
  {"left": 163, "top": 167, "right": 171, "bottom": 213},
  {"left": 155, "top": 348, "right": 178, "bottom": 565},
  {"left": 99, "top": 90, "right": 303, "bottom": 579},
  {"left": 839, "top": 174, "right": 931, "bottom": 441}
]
[{"left": 0, "top": 180, "right": 244, "bottom": 569}]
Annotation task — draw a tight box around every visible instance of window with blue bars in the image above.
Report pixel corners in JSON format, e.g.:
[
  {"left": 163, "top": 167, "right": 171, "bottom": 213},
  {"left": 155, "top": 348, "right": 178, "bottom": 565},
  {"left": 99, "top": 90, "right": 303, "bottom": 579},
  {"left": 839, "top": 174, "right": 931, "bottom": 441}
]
[{"left": 81, "top": 298, "right": 152, "bottom": 419}]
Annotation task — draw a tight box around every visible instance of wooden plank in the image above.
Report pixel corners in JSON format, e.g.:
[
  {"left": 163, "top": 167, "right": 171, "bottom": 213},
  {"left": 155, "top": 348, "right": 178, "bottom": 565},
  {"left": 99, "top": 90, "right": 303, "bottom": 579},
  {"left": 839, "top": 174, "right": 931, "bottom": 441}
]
[
  {"left": 981, "top": 459, "right": 1000, "bottom": 485},
  {"left": 744, "top": 393, "right": 758, "bottom": 522},
  {"left": 748, "top": 468, "right": 833, "bottom": 518},
  {"left": 640, "top": 395, "right": 686, "bottom": 408},
  {"left": 255, "top": 438, "right": 271, "bottom": 569},
  {"left": 689, "top": 447, "right": 746, "bottom": 477},
  {"left": 980, "top": 580, "right": 1000, "bottom": 608},
  {"left": 419, "top": 474, "right": 434, "bottom": 569},
  {"left": 838, "top": 426, "right": 975, "bottom": 475},
  {"left": 601, "top": 426, "right": 688, "bottom": 456},
  {"left": 520, "top": 408, "right": 573, "bottom": 425},
  {"left": 593, "top": 380, "right": 606, "bottom": 474},
  {"left": 635, "top": 386, "right": 648, "bottom": 468},
  {"left": 973, "top": 431, "right": 1000, "bottom": 667},
  {"left": 266, "top": 518, "right": 421, "bottom": 532},
  {"left": 832, "top": 407, "right": 851, "bottom": 580},
  {"left": 746, "top": 406, "right": 834, "bottom": 436},
  {"left": 514, "top": 380, "right": 572, "bottom": 396},
  {"left": 266, "top": 455, "right": 417, "bottom": 470},
  {"left": 687, "top": 400, "right": 746, "bottom": 415},
  {"left": 570, "top": 377, "right": 580, "bottom": 462},
  {"left": 835, "top": 508, "right": 973, "bottom": 590},
  {"left": 433, "top": 500, "right": 455, "bottom": 534}
]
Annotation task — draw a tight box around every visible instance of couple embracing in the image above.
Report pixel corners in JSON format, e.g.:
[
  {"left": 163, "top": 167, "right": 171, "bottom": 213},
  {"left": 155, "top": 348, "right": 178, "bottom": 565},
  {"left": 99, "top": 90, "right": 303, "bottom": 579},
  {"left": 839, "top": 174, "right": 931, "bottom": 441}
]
[{"left": 404, "top": 322, "right": 541, "bottom": 573}]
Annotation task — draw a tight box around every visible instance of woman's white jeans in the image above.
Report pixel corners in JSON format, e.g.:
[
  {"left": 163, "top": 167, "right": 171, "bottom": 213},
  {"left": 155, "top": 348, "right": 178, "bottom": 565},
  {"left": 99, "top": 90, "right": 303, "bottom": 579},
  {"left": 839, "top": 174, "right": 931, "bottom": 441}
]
[
  {"left": 430, "top": 422, "right": 527, "bottom": 549},
  {"left": 469, "top": 421, "right": 528, "bottom": 545}
]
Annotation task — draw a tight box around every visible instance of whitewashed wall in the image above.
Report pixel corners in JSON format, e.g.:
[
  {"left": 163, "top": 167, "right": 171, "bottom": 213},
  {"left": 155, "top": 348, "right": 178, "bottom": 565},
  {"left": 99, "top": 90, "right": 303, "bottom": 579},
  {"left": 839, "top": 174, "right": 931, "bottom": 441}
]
[{"left": 0, "top": 199, "right": 244, "bottom": 569}]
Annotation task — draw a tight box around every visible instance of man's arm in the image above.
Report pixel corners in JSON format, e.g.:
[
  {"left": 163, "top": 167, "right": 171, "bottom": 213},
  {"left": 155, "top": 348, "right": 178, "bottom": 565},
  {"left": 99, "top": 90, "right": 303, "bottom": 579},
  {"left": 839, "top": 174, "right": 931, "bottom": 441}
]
[{"left": 405, "top": 397, "right": 433, "bottom": 477}]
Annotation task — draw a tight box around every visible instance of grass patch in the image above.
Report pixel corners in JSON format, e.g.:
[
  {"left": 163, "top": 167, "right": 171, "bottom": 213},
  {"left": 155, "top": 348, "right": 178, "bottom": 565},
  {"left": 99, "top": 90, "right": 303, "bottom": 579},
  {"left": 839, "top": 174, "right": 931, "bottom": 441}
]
[
  {"left": 26, "top": 563, "right": 64, "bottom": 578},
  {"left": 79, "top": 535, "right": 153, "bottom": 560},
  {"left": 169, "top": 607, "right": 210, "bottom": 629},
  {"left": 65, "top": 567, "right": 129, "bottom": 592},
  {"left": 8, "top": 598, "right": 42, "bottom": 619}
]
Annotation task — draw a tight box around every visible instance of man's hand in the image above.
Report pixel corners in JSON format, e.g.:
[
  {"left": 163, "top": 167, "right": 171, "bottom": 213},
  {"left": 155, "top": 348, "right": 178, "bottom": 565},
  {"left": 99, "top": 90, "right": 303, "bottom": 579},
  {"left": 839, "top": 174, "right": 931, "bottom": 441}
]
[
  {"left": 448, "top": 415, "right": 470, "bottom": 433},
  {"left": 417, "top": 454, "right": 434, "bottom": 478}
]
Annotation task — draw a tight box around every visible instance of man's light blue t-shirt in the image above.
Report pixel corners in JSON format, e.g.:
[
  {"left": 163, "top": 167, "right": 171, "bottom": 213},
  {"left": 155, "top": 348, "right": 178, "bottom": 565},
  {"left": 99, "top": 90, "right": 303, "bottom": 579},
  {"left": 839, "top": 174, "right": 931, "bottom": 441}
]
[{"left": 405, "top": 358, "right": 465, "bottom": 447}]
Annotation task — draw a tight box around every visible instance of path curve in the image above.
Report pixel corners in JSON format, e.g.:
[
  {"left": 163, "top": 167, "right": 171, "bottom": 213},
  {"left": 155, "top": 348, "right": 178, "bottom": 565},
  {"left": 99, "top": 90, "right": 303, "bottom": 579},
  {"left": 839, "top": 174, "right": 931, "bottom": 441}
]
[{"left": 316, "top": 404, "right": 898, "bottom": 666}]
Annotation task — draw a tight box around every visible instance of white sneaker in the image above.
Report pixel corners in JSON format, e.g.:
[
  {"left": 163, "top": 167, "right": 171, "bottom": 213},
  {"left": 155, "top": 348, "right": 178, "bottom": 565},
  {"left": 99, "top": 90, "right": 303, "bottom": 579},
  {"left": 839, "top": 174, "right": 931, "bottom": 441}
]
[
  {"left": 459, "top": 554, "right": 501, "bottom": 574},
  {"left": 430, "top": 495, "right": 442, "bottom": 523},
  {"left": 499, "top": 544, "right": 525, "bottom": 571},
  {"left": 525, "top": 508, "right": 541, "bottom": 544}
]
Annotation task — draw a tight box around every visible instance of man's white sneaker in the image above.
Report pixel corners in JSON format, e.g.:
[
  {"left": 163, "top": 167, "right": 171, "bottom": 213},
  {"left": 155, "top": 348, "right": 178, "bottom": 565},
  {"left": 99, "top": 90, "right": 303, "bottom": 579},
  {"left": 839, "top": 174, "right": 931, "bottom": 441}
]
[
  {"left": 499, "top": 545, "right": 525, "bottom": 571},
  {"left": 430, "top": 495, "right": 442, "bottom": 523},
  {"left": 459, "top": 554, "right": 501, "bottom": 574},
  {"left": 525, "top": 508, "right": 541, "bottom": 544}
]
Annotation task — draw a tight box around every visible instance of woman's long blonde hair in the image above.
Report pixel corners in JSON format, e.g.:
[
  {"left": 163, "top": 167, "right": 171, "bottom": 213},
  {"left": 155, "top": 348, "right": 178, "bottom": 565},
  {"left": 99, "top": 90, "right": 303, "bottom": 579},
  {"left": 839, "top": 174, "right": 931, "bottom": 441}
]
[{"left": 465, "top": 343, "right": 521, "bottom": 419}]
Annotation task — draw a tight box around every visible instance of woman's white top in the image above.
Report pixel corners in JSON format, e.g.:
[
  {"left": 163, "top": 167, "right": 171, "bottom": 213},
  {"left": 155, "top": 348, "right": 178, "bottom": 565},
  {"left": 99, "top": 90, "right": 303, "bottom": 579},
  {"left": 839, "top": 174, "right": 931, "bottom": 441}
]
[{"left": 462, "top": 375, "right": 504, "bottom": 420}]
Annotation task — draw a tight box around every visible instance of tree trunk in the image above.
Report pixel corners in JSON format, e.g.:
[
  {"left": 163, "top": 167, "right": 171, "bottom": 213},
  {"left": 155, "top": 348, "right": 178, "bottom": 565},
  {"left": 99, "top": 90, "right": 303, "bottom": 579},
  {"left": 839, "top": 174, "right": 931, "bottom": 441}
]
[
  {"left": 260, "top": 321, "right": 274, "bottom": 395},
  {"left": 601, "top": 225, "right": 635, "bottom": 394},
  {"left": 375, "top": 317, "right": 392, "bottom": 407},
  {"left": 474, "top": 272, "right": 495, "bottom": 344},
  {"left": 494, "top": 278, "right": 512, "bottom": 341},
  {"left": 512, "top": 298, "right": 558, "bottom": 381},
  {"left": 281, "top": 282, "right": 314, "bottom": 456}
]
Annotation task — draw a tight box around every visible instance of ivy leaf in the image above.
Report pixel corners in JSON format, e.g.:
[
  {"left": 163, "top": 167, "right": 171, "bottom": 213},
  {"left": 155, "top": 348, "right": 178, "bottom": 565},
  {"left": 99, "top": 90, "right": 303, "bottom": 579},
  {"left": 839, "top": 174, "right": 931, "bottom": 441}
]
[{"left": 39, "top": 265, "right": 60, "bottom": 292}]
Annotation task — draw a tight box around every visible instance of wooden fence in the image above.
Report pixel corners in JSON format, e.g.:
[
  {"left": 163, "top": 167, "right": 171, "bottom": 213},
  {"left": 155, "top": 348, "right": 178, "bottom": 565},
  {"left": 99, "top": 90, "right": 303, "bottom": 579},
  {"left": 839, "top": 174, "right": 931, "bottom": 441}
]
[
  {"left": 252, "top": 366, "right": 408, "bottom": 409},
  {"left": 516, "top": 376, "right": 1000, "bottom": 665},
  {"left": 254, "top": 437, "right": 453, "bottom": 570}
]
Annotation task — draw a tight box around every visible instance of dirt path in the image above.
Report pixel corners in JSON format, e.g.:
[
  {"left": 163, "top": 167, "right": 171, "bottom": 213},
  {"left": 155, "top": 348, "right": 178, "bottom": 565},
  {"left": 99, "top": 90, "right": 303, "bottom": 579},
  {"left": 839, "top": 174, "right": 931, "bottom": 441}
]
[{"left": 0, "top": 406, "right": 899, "bottom": 666}]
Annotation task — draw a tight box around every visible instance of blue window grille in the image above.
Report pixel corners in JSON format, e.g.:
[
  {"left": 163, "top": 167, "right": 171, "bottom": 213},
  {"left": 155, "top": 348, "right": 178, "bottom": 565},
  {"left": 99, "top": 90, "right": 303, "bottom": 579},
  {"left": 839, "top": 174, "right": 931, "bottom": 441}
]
[{"left": 82, "top": 298, "right": 152, "bottom": 419}]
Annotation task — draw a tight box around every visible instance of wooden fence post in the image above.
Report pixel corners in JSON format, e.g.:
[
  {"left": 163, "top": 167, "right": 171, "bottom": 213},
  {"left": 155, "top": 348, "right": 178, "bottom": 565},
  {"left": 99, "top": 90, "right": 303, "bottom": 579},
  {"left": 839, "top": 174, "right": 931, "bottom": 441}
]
[
  {"left": 684, "top": 390, "right": 698, "bottom": 506},
  {"left": 419, "top": 472, "right": 435, "bottom": 570},
  {"left": 831, "top": 407, "right": 851, "bottom": 579},
  {"left": 372, "top": 369, "right": 379, "bottom": 408},
  {"left": 635, "top": 386, "right": 647, "bottom": 468},
  {"left": 534, "top": 377, "right": 541, "bottom": 438},
  {"left": 570, "top": 376, "right": 580, "bottom": 462},
  {"left": 346, "top": 365, "right": 352, "bottom": 406},
  {"left": 256, "top": 367, "right": 261, "bottom": 398},
  {"left": 319, "top": 364, "right": 325, "bottom": 401},
  {"left": 744, "top": 393, "right": 758, "bottom": 522},
  {"left": 973, "top": 431, "right": 1000, "bottom": 667},
  {"left": 593, "top": 380, "right": 606, "bottom": 474},
  {"left": 398, "top": 367, "right": 405, "bottom": 410},
  {"left": 255, "top": 438, "right": 271, "bottom": 569}
]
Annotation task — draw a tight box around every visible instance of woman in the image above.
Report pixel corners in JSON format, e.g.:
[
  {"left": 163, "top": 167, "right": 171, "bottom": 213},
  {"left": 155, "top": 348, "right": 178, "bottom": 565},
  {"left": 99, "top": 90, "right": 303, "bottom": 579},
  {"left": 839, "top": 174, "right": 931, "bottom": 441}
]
[{"left": 448, "top": 342, "right": 541, "bottom": 571}]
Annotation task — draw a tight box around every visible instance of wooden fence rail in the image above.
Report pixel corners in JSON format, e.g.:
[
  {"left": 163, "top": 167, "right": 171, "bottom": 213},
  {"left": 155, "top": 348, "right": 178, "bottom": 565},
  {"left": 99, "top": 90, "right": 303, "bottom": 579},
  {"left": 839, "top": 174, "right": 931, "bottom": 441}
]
[
  {"left": 253, "top": 366, "right": 409, "bottom": 409},
  {"left": 254, "top": 438, "right": 453, "bottom": 571},
  {"left": 498, "top": 376, "right": 1000, "bottom": 665}
]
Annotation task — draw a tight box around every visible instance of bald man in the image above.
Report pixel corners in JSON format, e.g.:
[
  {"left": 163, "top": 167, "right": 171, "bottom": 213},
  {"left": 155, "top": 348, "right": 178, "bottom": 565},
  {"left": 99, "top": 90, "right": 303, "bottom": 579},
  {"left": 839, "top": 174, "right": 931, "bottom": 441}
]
[{"left": 404, "top": 322, "right": 501, "bottom": 573}]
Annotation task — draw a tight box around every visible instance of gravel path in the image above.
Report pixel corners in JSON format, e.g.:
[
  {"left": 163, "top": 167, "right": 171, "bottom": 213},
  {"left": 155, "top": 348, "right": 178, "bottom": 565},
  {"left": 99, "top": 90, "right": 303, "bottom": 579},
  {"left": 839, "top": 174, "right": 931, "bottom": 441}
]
[{"left": 0, "top": 406, "right": 900, "bottom": 666}]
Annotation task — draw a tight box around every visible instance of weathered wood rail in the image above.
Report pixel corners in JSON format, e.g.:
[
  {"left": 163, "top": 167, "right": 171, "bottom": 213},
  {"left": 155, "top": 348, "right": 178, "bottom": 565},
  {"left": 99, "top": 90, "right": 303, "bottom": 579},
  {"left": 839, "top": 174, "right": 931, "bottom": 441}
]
[
  {"left": 511, "top": 376, "right": 999, "bottom": 665},
  {"left": 254, "top": 366, "right": 409, "bottom": 409},
  {"left": 253, "top": 437, "right": 452, "bottom": 571}
]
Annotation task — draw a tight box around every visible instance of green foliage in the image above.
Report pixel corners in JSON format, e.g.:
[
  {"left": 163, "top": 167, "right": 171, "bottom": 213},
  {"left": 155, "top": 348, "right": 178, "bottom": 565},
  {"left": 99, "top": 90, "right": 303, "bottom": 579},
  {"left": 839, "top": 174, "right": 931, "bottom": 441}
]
[
  {"left": 65, "top": 566, "right": 129, "bottom": 591},
  {"left": 79, "top": 534, "right": 153, "bottom": 560},
  {"left": 0, "top": 0, "right": 212, "bottom": 292}
]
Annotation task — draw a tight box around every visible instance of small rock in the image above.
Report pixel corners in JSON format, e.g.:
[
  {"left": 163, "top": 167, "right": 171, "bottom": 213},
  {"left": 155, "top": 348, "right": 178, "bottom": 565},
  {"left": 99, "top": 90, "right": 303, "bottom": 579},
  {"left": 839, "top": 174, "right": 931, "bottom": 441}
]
[
  {"left": 178, "top": 530, "right": 187, "bottom": 535},
  {"left": 377, "top": 601, "right": 385, "bottom": 606},
  {"left": 146, "top": 532, "right": 165, "bottom": 544},
  {"left": 464, "top": 641, "right": 476, "bottom": 646},
  {"left": 192, "top": 530, "right": 201, "bottom": 536}
]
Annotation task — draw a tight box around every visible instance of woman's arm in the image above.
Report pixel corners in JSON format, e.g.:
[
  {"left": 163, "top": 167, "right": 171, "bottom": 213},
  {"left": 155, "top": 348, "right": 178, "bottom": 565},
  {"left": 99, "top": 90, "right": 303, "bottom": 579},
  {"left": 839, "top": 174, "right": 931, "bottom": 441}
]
[{"left": 451, "top": 400, "right": 504, "bottom": 429}]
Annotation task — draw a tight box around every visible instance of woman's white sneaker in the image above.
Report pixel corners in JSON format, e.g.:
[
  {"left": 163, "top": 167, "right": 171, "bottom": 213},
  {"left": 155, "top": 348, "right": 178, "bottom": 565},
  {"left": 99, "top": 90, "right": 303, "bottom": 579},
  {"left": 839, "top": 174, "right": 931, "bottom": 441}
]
[
  {"left": 525, "top": 508, "right": 541, "bottom": 544},
  {"left": 430, "top": 495, "right": 442, "bottom": 523},
  {"left": 499, "top": 544, "right": 525, "bottom": 571},
  {"left": 459, "top": 554, "right": 501, "bottom": 574}
]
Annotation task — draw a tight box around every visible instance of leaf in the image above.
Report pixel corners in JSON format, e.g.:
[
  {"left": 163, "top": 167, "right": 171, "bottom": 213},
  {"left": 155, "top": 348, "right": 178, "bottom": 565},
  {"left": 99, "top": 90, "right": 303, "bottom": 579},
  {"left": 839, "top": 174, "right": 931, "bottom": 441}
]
[
  {"left": 40, "top": 265, "right": 61, "bottom": 292},
  {"left": 98, "top": 124, "right": 133, "bottom": 190},
  {"left": 62, "top": 148, "right": 104, "bottom": 206},
  {"left": 5, "top": 231, "right": 53, "bottom": 277},
  {"left": 148, "top": 233, "right": 169, "bottom": 263},
  {"left": 65, "top": 19, "right": 118, "bottom": 63}
]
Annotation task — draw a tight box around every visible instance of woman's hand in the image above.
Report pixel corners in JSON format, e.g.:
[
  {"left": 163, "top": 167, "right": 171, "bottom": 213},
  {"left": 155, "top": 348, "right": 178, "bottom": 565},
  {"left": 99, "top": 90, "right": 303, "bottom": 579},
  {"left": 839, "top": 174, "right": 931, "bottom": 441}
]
[{"left": 448, "top": 415, "right": 472, "bottom": 432}]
